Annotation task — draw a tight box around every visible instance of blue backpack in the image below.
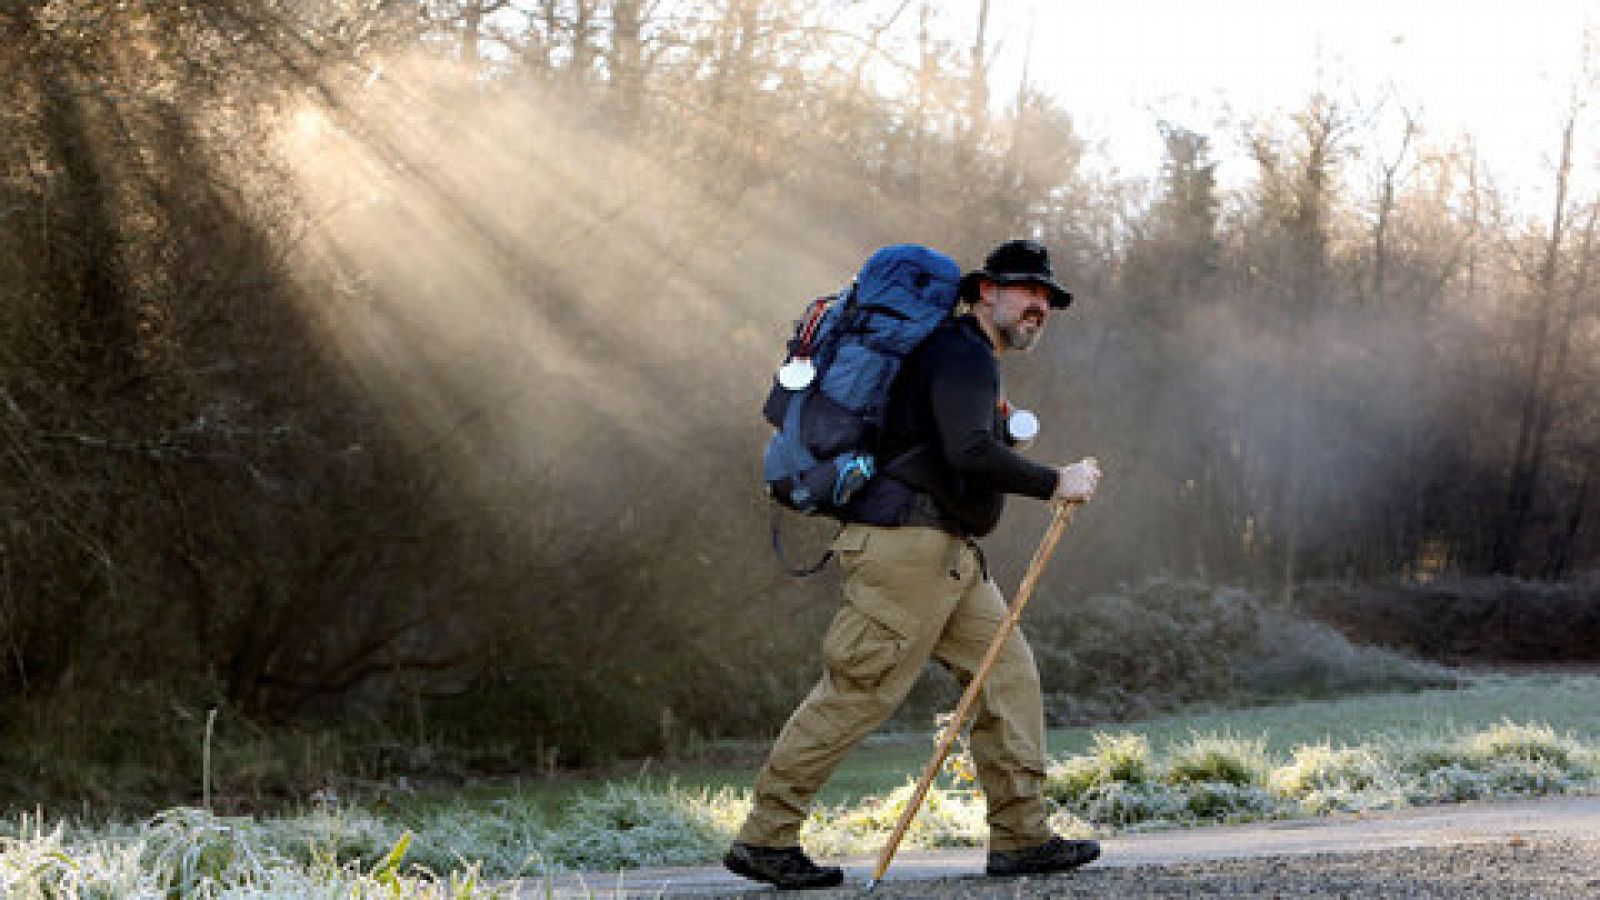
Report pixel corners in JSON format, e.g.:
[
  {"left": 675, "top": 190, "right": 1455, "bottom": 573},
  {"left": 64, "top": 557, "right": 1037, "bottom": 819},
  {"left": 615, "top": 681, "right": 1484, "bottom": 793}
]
[{"left": 761, "top": 244, "right": 962, "bottom": 539}]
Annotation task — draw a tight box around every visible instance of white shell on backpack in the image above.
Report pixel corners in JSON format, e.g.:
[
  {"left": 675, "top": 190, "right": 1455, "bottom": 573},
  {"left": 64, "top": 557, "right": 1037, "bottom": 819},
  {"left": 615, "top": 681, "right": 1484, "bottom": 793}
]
[
  {"left": 1008, "top": 408, "right": 1040, "bottom": 445},
  {"left": 778, "top": 358, "right": 817, "bottom": 390}
]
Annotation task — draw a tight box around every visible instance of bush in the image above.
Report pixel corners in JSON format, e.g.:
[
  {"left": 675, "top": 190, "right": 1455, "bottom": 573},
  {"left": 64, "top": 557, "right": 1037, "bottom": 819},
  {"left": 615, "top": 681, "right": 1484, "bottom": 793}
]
[
  {"left": 1044, "top": 732, "right": 1154, "bottom": 803},
  {"left": 1238, "top": 613, "right": 1461, "bottom": 699},
  {"left": 1179, "top": 782, "right": 1278, "bottom": 821},
  {"left": 1460, "top": 720, "right": 1577, "bottom": 768},
  {"left": 1295, "top": 574, "right": 1600, "bottom": 663},
  {"left": 1269, "top": 743, "right": 1388, "bottom": 796},
  {"left": 1033, "top": 578, "right": 1459, "bottom": 726},
  {"left": 1482, "top": 758, "right": 1571, "bottom": 795},
  {"left": 1032, "top": 579, "right": 1260, "bottom": 722},
  {"left": 1164, "top": 733, "right": 1269, "bottom": 787},
  {"left": 1072, "top": 782, "right": 1190, "bottom": 828},
  {"left": 1419, "top": 765, "right": 1493, "bottom": 803},
  {"left": 1048, "top": 730, "right": 1274, "bottom": 827}
]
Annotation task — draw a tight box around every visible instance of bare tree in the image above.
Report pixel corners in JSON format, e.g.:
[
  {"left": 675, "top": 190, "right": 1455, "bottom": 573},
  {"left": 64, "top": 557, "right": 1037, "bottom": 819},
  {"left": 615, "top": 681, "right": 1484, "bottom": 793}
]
[{"left": 1493, "top": 102, "right": 1582, "bottom": 574}]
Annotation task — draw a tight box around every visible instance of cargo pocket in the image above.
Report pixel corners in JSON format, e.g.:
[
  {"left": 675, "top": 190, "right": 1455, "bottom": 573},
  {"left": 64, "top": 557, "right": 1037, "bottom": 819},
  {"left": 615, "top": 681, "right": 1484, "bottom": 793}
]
[{"left": 821, "top": 587, "right": 918, "bottom": 692}]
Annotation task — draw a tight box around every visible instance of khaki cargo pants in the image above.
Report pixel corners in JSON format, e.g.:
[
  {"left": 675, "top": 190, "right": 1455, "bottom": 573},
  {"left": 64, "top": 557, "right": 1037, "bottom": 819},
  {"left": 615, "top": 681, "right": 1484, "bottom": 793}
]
[{"left": 738, "top": 523, "right": 1051, "bottom": 853}]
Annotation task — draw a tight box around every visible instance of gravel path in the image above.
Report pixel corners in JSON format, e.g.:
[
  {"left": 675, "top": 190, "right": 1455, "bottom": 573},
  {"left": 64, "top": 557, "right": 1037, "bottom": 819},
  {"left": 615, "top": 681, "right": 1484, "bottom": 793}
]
[
  {"left": 531, "top": 795, "right": 1600, "bottom": 898},
  {"left": 822, "top": 837, "right": 1600, "bottom": 898}
]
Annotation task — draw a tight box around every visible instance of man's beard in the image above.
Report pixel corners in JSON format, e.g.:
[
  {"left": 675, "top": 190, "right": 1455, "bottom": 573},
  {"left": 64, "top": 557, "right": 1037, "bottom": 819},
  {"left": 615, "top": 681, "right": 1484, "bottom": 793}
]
[{"left": 999, "top": 319, "right": 1042, "bottom": 352}]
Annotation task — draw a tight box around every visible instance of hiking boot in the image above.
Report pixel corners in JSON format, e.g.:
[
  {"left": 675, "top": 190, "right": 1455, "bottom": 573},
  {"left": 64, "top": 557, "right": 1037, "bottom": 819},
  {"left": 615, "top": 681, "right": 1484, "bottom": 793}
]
[
  {"left": 986, "top": 836, "right": 1101, "bottom": 877},
  {"left": 723, "top": 841, "right": 844, "bottom": 890}
]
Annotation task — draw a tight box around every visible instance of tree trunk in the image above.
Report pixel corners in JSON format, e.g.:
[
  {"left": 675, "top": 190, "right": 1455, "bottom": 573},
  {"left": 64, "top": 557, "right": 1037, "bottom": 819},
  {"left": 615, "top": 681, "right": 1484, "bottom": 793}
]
[
  {"left": 1492, "top": 111, "right": 1576, "bottom": 574},
  {"left": 609, "top": 0, "right": 644, "bottom": 122}
]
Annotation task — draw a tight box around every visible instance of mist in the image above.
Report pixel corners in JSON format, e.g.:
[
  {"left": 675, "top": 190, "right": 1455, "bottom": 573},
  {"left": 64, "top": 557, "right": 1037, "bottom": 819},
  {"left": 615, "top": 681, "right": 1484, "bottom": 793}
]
[{"left": 2, "top": 1, "right": 1599, "bottom": 803}]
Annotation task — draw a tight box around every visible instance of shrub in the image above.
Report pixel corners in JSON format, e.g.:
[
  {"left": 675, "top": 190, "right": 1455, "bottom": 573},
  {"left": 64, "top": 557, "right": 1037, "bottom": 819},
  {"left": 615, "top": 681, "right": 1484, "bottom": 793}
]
[
  {"left": 1072, "top": 782, "right": 1189, "bottom": 828},
  {"left": 1093, "top": 732, "right": 1156, "bottom": 784},
  {"left": 1295, "top": 575, "right": 1600, "bottom": 664},
  {"left": 1179, "top": 782, "right": 1278, "bottom": 821},
  {"left": 1483, "top": 758, "right": 1572, "bottom": 795},
  {"left": 1165, "top": 733, "right": 1269, "bottom": 787},
  {"left": 1044, "top": 732, "right": 1153, "bottom": 804},
  {"left": 1045, "top": 731, "right": 1279, "bottom": 828},
  {"left": 1034, "top": 578, "right": 1459, "bottom": 726},
  {"left": 1238, "top": 613, "right": 1460, "bottom": 700},
  {"left": 1398, "top": 739, "right": 1471, "bottom": 776},
  {"left": 1418, "top": 765, "right": 1493, "bottom": 803},
  {"left": 1460, "top": 721, "right": 1576, "bottom": 768},
  {"left": 1269, "top": 743, "right": 1388, "bottom": 796},
  {"left": 1044, "top": 755, "right": 1106, "bottom": 804},
  {"left": 1033, "top": 579, "right": 1261, "bottom": 721},
  {"left": 1294, "top": 782, "right": 1415, "bottom": 815}
]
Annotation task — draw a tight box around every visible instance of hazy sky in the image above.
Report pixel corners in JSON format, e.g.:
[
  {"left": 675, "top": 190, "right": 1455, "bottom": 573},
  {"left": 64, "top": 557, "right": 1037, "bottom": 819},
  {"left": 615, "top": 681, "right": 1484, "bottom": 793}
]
[{"left": 962, "top": 0, "right": 1600, "bottom": 214}]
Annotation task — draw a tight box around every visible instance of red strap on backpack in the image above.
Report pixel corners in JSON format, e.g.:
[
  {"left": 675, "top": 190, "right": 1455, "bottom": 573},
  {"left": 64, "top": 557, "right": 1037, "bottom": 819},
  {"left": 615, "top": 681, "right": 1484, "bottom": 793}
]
[{"left": 794, "top": 295, "right": 831, "bottom": 357}]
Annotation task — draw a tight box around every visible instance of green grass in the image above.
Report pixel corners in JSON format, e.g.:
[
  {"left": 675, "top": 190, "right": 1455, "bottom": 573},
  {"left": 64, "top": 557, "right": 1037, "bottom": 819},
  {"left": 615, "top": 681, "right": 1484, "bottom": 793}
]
[
  {"left": 430, "top": 673, "right": 1600, "bottom": 819},
  {"left": 1055, "top": 673, "right": 1600, "bottom": 758}
]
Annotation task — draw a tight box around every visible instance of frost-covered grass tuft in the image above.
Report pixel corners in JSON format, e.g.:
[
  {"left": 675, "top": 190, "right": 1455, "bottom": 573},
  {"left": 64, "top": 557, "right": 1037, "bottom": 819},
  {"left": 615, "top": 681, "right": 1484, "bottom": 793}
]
[
  {"left": 0, "top": 816, "right": 148, "bottom": 897},
  {"left": 258, "top": 803, "right": 406, "bottom": 870},
  {"left": 538, "top": 781, "right": 741, "bottom": 870},
  {"left": 1270, "top": 743, "right": 1390, "bottom": 796},
  {"left": 143, "top": 806, "right": 276, "bottom": 893},
  {"left": 1460, "top": 720, "right": 1579, "bottom": 768},
  {"left": 1046, "top": 730, "right": 1280, "bottom": 826},
  {"left": 1071, "top": 781, "right": 1191, "bottom": 828},
  {"left": 805, "top": 783, "right": 986, "bottom": 857},
  {"left": 1165, "top": 733, "right": 1269, "bottom": 787},
  {"left": 0, "top": 806, "right": 512, "bottom": 898},
  {"left": 1044, "top": 731, "right": 1155, "bottom": 802},
  {"left": 1042, "top": 719, "right": 1600, "bottom": 831}
]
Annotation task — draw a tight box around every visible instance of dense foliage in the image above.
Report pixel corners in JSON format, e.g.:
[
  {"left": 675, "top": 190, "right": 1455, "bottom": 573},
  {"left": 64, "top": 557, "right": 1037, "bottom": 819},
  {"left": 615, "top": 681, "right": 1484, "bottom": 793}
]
[{"left": 2, "top": 1, "right": 1598, "bottom": 809}]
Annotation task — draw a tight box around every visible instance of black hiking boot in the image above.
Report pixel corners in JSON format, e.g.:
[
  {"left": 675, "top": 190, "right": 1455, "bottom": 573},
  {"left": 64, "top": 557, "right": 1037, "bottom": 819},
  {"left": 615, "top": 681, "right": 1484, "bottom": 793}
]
[
  {"left": 723, "top": 842, "right": 844, "bottom": 890},
  {"left": 986, "top": 836, "right": 1101, "bottom": 877}
]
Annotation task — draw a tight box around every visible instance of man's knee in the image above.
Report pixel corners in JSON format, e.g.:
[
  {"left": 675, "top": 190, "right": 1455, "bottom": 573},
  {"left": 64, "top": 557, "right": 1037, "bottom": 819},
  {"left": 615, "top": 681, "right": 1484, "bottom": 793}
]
[
  {"left": 986, "top": 638, "right": 1041, "bottom": 695},
  {"left": 797, "top": 680, "right": 901, "bottom": 741}
]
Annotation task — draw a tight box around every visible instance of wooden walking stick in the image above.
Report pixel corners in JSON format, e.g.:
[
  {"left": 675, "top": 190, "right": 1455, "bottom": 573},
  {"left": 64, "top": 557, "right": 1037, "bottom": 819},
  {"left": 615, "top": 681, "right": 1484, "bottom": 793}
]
[{"left": 865, "top": 499, "right": 1080, "bottom": 892}]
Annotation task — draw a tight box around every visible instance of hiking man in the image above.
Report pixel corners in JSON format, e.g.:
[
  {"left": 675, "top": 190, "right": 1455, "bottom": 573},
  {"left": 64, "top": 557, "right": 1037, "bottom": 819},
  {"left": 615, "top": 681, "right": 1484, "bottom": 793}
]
[{"left": 726, "top": 239, "right": 1103, "bottom": 889}]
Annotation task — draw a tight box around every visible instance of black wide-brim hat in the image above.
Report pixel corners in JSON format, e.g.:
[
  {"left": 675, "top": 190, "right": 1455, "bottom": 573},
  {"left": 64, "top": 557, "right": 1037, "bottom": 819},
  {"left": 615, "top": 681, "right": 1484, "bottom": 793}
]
[{"left": 958, "top": 238, "right": 1073, "bottom": 308}]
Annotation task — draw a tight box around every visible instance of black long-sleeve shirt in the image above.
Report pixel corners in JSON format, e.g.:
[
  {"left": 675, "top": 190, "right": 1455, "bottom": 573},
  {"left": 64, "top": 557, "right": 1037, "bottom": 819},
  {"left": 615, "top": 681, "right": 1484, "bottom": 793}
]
[{"left": 848, "top": 315, "right": 1059, "bottom": 537}]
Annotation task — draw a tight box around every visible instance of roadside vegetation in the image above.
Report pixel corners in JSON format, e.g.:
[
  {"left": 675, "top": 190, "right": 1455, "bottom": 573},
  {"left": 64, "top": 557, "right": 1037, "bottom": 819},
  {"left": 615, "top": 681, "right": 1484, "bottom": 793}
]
[
  {"left": 9, "top": 1, "right": 1600, "bottom": 808},
  {"left": 1295, "top": 573, "right": 1600, "bottom": 664},
  {"left": 5, "top": 675, "right": 1598, "bottom": 896},
  {"left": 1024, "top": 577, "right": 1461, "bottom": 725}
]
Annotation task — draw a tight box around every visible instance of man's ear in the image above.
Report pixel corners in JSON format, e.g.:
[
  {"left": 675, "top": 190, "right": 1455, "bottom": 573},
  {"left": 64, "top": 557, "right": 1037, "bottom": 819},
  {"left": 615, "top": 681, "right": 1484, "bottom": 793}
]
[{"left": 974, "top": 278, "right": 995, "bottom": 307}]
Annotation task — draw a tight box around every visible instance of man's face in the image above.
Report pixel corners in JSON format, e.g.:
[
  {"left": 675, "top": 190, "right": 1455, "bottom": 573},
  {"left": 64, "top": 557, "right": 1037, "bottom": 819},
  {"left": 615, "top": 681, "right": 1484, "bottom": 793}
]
[{"left": 982, "top": 281, "right": 1052, "bottom": 352}]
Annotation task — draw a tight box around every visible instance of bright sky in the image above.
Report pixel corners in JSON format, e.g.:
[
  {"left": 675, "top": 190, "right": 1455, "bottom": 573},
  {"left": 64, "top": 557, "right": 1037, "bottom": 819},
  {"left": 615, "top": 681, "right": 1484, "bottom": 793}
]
[{"left": 961, "top": 0, "right": 1600, "bottom": 216}]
